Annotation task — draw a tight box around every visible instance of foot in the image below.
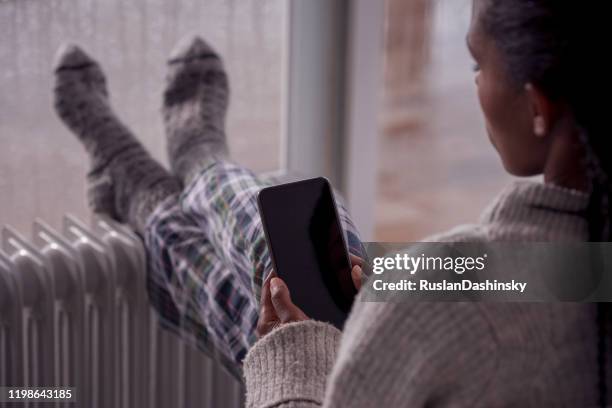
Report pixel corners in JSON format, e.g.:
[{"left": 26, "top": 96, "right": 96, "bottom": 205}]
[
  {"left": 53, "top": 44, "right": 180, "bottom": 234},
  {"left": 163, "top": 36, "right": 230, "bottom": 185}
]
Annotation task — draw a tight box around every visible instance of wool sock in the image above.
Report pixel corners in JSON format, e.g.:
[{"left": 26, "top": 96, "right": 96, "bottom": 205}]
[
  {"left": 53, "top": 44, "right": 181, "bottom": 235},
  {"left": 163, "top": 36, "right": 230, "bottom": 185}
]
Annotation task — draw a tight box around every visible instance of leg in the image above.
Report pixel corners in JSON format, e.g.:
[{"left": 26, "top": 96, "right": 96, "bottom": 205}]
[
  {"left": 160, "top": 37, "right": 365, "bottom": 301},
  {"left": 52, "top": 43, "right": 260, "bottom": 367},
  {"left": 163, "top": 36, "right": 229, "bottom": 185},
  {"left": 145, "top": 195, "right": 258, "bottom": 366},
  {"left": 53, "top": 45, "right": 181, "bottom": 235}
]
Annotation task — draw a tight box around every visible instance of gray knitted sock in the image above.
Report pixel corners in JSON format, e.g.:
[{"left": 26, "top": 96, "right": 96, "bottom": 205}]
[
  {"left": 53, "top": 44, "right": 181, "bottom": 235},
  {"left": 163, "top": 36, "right": 229, "bottom": 185}
]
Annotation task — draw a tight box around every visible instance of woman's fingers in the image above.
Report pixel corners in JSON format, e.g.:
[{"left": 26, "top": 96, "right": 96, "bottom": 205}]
[
  {"left": 270, "top": 277, "right": 309, "bottom": 323},
  {"left": 349, "top": 254, "right": 364, "bottom": 268},
  {"left": 257, "top": 273, "right": 309, "bottom": 337},
  {"left": 351, "top": 265, "right": 363, "bottom": 291},
  {"left": 256, "top": 271, "right": 280, "bottom": 337},
  {"left": 261, "top": 271, "right": 276, "bottom": 309}
]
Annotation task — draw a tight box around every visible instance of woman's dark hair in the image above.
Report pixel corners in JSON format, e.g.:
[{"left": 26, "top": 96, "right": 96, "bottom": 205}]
[
  {"left": 479, "top": 0, "right": 610, "bottom": 240},
  {"left": 479, "top": 0, "right": 609, "bottom": 405}
]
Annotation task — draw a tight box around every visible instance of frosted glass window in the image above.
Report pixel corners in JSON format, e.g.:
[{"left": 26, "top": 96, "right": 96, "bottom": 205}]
[{"left": 0, "top": 0, "right": 285, "bottom": 232}]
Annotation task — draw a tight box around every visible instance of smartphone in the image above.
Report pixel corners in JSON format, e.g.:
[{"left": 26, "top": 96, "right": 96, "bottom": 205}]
[{"left": 257, "top": 177, "right": 356, "bottom": 329}]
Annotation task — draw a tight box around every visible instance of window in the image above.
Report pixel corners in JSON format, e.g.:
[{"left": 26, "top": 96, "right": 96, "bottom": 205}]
[
  {"left": 0, "top": 0, "right": 286, "bottom": 231},
  {"left": 376, "top": 0, "right": 513, "bottom": 240}
]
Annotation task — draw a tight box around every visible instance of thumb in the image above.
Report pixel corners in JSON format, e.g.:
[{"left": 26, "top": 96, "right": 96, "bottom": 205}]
[
  {"left": 270, "top": 278, "right": 308, "bottom": 323},
  {"left": 351, "top": 265, "right": 363, "bottom": 291}
]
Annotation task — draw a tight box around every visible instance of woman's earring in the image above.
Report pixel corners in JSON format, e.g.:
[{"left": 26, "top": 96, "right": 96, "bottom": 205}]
[{"left": 534, "top": 116, "right": 546, "bottom": 137}]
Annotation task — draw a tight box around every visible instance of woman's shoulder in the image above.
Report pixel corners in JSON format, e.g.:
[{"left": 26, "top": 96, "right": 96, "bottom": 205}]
[
  {"left": 340, "top": 300, "right": 597, "bottom": 406},
  {"left": 421, "top": 179, "right": 590, "bottom": 242}
]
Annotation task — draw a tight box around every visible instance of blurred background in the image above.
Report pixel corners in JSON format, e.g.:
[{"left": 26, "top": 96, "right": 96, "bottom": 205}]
[{"left": 0, "top": 0, "right": 513, "bottom": 241}]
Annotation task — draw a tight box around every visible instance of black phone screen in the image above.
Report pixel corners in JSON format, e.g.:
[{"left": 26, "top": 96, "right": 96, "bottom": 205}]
[{"left": 257, "top": 177, "right": 356, "bottom": 329}]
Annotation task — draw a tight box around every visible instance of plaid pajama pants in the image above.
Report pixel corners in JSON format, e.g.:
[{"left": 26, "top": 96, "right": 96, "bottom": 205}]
[{"left": 144, "top": 160, "right": 365, "bottom": 370}]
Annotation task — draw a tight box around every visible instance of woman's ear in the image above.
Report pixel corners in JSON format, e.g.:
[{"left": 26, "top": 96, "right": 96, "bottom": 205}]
[{"left": 524, "top": 82, "right": 554, "bottom": 138}]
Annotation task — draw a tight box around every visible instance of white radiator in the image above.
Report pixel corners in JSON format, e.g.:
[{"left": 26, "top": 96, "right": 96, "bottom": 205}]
[{"left": 0, "top": 215, "right": 244, "bottom": 407}]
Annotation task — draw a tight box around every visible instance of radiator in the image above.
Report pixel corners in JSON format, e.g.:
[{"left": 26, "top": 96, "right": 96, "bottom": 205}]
[{"left": 0, "top": 215, "right": 244, "bottom": 407}]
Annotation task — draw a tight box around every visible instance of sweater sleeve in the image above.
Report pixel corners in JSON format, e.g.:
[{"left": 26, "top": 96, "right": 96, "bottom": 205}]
[
  {"left": 243, "top": 301, "right": 500, "bottom": 408},
  {"left": 243, "top": 320, "right": 342, "bottom": 408}
]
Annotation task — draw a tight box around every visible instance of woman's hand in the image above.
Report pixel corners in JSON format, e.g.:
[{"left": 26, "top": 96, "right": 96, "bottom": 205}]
[
  {"left": 256, "top": 271, "right": 309, "bottom": 338},
  {"left": 256, "top": 255, "right": 365, "bottom": 338}
]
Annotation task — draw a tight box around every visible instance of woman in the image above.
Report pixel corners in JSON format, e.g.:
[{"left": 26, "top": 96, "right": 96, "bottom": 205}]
[
  {"left": 53, "top": 0, "right": 609, "bottom": 405},
  {"left": 244, "top": 0, "right": 610, "bottom": 406}
]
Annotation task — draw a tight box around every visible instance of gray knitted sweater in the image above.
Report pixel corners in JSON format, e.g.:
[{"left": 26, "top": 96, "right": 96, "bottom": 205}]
[{"left": 243, "top": 180, "right": 610, "bottom": 407}]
